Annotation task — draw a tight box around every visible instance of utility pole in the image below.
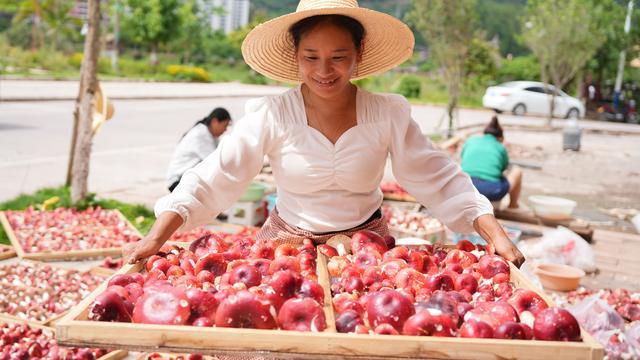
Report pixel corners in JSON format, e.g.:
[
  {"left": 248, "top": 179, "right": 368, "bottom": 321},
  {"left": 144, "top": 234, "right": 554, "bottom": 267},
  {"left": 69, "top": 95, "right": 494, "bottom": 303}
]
[{"left": 613, "top": 0, "right": 634, "bottom": 110}]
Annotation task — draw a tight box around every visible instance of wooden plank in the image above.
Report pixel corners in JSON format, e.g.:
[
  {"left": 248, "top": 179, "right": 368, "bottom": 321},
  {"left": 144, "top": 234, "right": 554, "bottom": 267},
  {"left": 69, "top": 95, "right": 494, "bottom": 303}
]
[
  {"left": 495, "top": 211, "right": 594, "bottom": 242},
  {"left": 0, "top": 211, "right": 26, "bottom": 258},
  {"left": 383, "top": 193, "right": 417, "bottom": 203},
  {"left": 57, "top": 253, "right": 604, "bottom": 360},
  {"left": 316, "top": 251, "right": 336, "bottom": 333},
  {"left": 57, "top": 321, "right": 604, "bottom": 360},
  {"left": 0, "top": 209, "right": 141, "bottom": 261},
  {"left": 90, "top": 266, "right": 118, "bottom": 277},
  {"left": 0, "top": 243, "right": 16, "bottom": 260},
  {"left": 593, "top": 229, "right": 640, "bottom": 243}
]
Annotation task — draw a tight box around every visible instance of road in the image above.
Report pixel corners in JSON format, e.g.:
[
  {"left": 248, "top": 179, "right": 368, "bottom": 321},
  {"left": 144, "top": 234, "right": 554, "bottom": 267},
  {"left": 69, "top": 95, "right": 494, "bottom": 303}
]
[{"left": 2, "top": 81, "right": 639, "bottom": 208}]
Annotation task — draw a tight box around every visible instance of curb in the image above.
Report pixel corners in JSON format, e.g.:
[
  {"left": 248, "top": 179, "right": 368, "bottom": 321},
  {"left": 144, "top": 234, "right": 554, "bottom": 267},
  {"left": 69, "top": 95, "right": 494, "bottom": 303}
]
[{"left": 0, "top": 93, "right": 280, "bottom": 102}]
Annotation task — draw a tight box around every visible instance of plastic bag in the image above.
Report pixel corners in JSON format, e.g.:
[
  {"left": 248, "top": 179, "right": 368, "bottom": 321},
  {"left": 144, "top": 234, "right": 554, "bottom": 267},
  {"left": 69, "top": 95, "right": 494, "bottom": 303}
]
[
  {"left": 568, "top": 295, "right": 625, "bottom": 334},
  {"left": 627, "top": 322, "right": 640, "bottom": 354},
  {"left": 594, "top": 330, "right": 640, "bottom": 360},
  {"left": 516, "top": 226, "right": 596, "bottom": 273}
]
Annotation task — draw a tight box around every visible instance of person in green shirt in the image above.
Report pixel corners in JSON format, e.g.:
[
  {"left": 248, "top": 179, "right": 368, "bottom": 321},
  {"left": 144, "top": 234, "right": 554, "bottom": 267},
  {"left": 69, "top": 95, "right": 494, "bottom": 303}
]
[{"left": 461, "top": 116, "right": 522, "bottom": 209}]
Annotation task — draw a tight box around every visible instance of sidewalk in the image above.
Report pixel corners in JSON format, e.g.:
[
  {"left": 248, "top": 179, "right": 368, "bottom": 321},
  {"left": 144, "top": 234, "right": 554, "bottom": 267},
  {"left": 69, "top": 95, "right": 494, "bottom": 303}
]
[
  {"left": 0, "top": 79, "right": 289, "bottom": 101},
  {"left": 3, "top": 79, "right": 639, "bottom": 135}
]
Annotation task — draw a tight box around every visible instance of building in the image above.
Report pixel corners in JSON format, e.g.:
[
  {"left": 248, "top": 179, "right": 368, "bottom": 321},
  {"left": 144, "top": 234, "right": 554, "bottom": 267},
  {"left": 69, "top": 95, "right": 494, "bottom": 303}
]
[{"left": 209, "top": 0, "right": 250, "bottom": 34}]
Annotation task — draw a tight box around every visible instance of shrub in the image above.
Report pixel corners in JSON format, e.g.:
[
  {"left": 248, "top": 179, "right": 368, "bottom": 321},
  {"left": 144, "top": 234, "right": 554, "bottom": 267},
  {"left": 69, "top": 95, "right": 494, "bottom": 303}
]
[
  {"left": 166, "top": 64, "right": 210, "bottom": 82},
  {"left": 394, "top": 75, "right": 422, "bottom": 98},
  {"left": 496, "top": 55, "right": 540, "bottom": 83}
]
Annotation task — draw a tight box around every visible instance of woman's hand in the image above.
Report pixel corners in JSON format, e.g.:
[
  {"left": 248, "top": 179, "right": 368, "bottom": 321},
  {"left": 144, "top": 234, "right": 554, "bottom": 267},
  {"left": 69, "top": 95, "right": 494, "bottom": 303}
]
[
  {"left": 123, "top": 211, "right": 184, "bottom": 264},
  {"left": 488, "top": 236, "right": 525, "bottom": 268},
  {"left": 123, "top": 237, "right": 165, "bottom": 264},
  {"left": 474, "top": 214, "right": 525, "bottom": 268}
]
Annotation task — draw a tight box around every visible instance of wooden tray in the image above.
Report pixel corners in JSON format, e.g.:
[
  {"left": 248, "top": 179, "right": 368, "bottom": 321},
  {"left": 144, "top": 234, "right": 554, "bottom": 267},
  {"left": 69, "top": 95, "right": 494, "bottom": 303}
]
[
  {"left": 0, "top": 243, "right": 16, "bottom": 260},
  {"left": 388, "top": 225, "right": 446, "bottom": 243},
  {"left": 0, "top": 209, "right": 143, "bottom": 261},
  {"left": 0, "top": 260, "right": 107, "bottom": 326},
  {"left": 57, "top": 251, "right": 604, "bottom": 360},
  {"left": 383, "top": 193, "right": 417, "bottom": 203},
  {"left": 0, "top": 315, "right": 128, "bottom": 360}
]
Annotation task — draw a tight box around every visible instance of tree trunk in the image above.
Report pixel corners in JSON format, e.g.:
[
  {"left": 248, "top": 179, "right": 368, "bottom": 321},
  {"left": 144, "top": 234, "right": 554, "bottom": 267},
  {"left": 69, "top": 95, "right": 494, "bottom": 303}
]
[
  {"left": 70, "top": 0, "right": 101, "bottom": 203},
  {"left": 150, "top": 44, "right": 158, "bottom": 66},
  {"left": 540, "top": 65, "right": 553, "bottom": 127},
  {"left": 446, "top": 72, "right": 460, "bottom": 139}
]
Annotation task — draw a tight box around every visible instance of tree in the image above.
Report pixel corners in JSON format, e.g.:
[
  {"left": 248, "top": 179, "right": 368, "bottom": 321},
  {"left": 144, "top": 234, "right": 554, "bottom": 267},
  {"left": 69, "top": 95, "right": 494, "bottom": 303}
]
[
  {"left": 586, "top": 0, "right": 640, "bottom": 89},
  {"left": 70, "top": 0, "right": 101, "bottom": 203},
  {"left": 120, "top": 0, "right": 181, "bottom": 64},
  {"left": 11, "top": 0, "right": 82, "bottom": 51},
  {"left": 407, "top": 0, "right": 478, "bottom": 137},
  {"left": 523, "top": 0, "right": 607, "bottom": 124}
]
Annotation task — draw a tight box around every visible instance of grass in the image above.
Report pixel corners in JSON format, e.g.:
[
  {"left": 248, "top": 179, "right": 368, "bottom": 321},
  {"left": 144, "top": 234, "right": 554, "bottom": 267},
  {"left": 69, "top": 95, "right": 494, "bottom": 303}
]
[{"left": 0, "top": 186, "right": 154, "bottom": 245}]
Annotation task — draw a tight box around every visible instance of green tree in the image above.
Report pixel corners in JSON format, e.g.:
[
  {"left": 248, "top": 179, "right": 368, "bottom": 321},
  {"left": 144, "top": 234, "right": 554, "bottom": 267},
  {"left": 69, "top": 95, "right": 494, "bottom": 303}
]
[
  {"left": 10, "top": 0, "right": 81, "bottom": 51},
  {"left": 476, "top": 0, "right": 528, "bottom": 56},
  {"left": 523, "top": 0, "right": 607, "bottom": 124},
  {"left": 463, "top": 36, "right": 500, "bottom": 89},
  {"left": 407, "top": 0, "right": 479, "bottom": 137},
  {"left": 585, "top": 0, "right": 640, "bottom": 86},
  {"left": 120, "top": 0, "right": 181, "bottom": 64}
]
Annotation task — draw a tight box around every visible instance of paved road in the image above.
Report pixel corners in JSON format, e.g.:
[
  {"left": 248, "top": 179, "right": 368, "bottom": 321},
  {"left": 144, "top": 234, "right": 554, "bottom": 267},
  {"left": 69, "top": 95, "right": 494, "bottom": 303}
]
[{"left": 1, "top": 81, "right": 638, "bottom": 208}]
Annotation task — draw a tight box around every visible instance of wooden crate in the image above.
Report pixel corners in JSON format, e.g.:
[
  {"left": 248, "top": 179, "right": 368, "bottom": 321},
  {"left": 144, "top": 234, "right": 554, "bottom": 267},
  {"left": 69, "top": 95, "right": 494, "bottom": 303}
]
[
  {"left": 0, "top": 316, "right": 128, "bottom": 360},
  {"left": 57, "top": 252, "right": 604, "bottom": 360},
  {"left": 0, "top": 209, "right": 143, "bottom": 261},
  {"left": 0, "top": 243, "right": 16, "bottom": 261}
]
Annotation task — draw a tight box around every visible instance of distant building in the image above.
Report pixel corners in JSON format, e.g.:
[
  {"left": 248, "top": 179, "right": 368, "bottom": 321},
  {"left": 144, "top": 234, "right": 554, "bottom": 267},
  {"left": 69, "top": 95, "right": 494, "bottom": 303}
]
[{"left": 210, "top": 0, "right": 250, "bottom": 34}]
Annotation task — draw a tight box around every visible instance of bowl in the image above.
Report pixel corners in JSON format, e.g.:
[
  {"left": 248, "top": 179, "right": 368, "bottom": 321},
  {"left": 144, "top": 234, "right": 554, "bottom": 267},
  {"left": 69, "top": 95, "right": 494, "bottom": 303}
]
[
  {"left": 533, "top": 263, "right": 585, "bottom": 291},
  {"left": 238, "top": 183, "right": 266, "bottom": 202},
  {"left": 528, "top": 195, "right": 576, "bottom": 220}
]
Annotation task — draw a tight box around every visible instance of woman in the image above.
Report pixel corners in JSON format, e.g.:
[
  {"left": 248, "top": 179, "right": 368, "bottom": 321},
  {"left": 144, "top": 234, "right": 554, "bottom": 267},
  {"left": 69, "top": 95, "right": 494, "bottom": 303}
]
[
  {"left": 124, "top": 0, "right": 524, "bottom": 267},
  {"left": 461, "top": 116, "right": 523, "bottom": 210},
  {"left": 166, "top": 107, "right": 231, "bottom": 192}
]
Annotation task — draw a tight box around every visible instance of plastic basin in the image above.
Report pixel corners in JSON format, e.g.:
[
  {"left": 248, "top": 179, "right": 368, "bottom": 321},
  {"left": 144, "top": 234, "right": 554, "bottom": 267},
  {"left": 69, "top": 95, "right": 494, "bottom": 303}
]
[
  {"left": 528, "top": 195, "right": 576, "bottom": 220},
  {"left": 533, "top": 263, "right": 585, "bottom": 291},
  {"left": 238, "top": 183, "right": 265, "bottom": 202}
]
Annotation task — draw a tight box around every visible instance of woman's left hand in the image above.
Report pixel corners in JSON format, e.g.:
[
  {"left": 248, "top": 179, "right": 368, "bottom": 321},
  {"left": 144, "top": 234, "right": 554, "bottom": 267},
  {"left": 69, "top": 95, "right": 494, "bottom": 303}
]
[
  {"left": 489, "top": 237, "right": 525, "bottom": 268},
  {"left": 474, "top": 214, "right": 526, "bottom": 268}
]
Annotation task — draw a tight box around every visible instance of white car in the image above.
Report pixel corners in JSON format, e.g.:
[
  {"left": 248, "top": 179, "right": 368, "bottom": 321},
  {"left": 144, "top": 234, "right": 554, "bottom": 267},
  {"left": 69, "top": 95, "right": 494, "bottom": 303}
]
[{"left": 482, "top": 81, "right": 584, "bottom": 118}]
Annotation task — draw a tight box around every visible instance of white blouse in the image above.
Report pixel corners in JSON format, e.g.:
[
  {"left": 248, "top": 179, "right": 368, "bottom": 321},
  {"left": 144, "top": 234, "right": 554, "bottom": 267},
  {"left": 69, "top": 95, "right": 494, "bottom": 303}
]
[
  {"left": 166, "top": 123, "right": 220, "bottom": 187},
  {"left": 155, "top": 86, "right": 493, "bottom": 233}
]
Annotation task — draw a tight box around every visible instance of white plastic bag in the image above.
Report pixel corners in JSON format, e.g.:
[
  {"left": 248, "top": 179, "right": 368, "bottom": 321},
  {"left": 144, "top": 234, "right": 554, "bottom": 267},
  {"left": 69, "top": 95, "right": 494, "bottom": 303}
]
[
  {"left": 568, "top": 295, "right": 625, "bottom": 334},
  {"left": 627, "top": 322, "right": 640, "bottom": 354},
  {"left": 517, "top": 226, "right": 596, "bottom": 273}
]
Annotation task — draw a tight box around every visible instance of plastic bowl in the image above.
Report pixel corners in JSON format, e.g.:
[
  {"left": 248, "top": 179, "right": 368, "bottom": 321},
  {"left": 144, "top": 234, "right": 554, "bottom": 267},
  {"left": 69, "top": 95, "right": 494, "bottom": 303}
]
[
  {"left": 528, "top": 195, "right": 576, "bottom": 220},
  {"left": 533, "top": 263, "right": 585, "bottom": 291},
  {"left": 238, "top": 183, "right": 265, "bottom": 202}
]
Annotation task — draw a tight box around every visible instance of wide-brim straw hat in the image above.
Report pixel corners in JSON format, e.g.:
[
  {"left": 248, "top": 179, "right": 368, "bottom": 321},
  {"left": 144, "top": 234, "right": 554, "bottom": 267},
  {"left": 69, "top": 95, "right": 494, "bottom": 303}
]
[{"left": 242, "top": 0, "right": 415, "bottom": 84}]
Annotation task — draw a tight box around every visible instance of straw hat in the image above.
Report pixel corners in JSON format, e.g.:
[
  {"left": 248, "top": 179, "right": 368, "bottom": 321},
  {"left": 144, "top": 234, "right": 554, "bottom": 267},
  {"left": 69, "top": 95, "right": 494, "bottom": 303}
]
[
  {"left": 242, "top": 0, "right": 415, "bottom": 83},
  {"left": 91, "top": 83, "right": 115, "bottom": 136}
]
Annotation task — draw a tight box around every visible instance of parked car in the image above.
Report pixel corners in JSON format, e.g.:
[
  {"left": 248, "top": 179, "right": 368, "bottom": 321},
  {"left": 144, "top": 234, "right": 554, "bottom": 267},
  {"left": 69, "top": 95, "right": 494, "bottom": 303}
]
[{"left": 482, "top": 81, "right": 585, "bottom": 118}]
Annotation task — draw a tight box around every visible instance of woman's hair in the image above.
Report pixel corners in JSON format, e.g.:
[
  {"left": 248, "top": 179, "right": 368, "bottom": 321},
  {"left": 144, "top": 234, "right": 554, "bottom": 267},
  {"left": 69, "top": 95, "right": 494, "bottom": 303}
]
[
  {"left": 289, "top": 15, "right": 365, "bottom": 53},
  {"left": 182, "top": 107, "right": 230, "bottom": 138},
  {"left": 484, "top": 115, "right": 504, "bottom": 139}
]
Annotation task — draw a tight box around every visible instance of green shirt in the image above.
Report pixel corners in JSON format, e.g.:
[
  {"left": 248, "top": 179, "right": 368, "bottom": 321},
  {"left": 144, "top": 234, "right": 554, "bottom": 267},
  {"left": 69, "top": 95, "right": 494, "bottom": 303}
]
[{"left": 461, "top": 134, "right": 509, "bottom": 182}]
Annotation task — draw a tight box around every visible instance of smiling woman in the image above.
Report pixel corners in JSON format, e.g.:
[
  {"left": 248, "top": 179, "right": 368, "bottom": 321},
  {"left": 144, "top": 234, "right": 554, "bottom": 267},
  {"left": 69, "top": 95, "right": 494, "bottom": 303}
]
[{"left": 123, "top": 0, "right": 525, "bottom": 269}]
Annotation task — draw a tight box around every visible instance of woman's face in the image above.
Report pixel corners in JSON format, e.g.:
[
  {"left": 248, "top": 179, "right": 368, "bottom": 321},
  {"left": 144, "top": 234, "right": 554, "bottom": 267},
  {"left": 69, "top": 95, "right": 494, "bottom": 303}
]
[
  {"left": 296, "top": 22, "right": 362, "bottom": 99},
  {"left": 209, "top": 118, "right": 230, "bottom": 137}
]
